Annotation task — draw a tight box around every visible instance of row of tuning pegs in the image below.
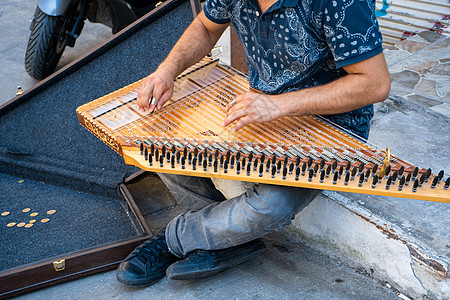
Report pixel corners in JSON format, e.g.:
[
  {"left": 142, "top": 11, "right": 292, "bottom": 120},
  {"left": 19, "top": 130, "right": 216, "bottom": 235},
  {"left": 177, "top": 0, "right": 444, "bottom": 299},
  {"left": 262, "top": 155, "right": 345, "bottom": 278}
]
[{"left": 139, "top": 142, "right": 450, "bottom": 192}]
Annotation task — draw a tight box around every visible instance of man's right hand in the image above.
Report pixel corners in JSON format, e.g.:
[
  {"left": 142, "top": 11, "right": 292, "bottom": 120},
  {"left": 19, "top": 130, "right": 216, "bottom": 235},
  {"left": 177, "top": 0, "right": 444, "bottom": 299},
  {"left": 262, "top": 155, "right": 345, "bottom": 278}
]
[
  {"left": 136, "top": 65, "right": 176, "bottom": 113},
  {"left": 136, "top": 11, "right": 229, "bottom": 113}
]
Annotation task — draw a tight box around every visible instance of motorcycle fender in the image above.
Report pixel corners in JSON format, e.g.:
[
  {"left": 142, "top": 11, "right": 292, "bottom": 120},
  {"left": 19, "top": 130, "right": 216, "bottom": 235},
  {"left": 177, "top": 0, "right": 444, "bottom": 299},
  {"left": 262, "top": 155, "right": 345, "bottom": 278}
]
[
  {"left": 37, "top": 0, "right": 79, "bottom": 16},
  {"left": 107, "top": 0, "right": 137, "bottom": 33}
]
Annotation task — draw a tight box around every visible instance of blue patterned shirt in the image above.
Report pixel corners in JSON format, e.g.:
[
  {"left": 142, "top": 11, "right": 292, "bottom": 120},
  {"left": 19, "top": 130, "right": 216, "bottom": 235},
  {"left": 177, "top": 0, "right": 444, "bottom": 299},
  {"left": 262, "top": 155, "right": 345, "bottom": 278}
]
[{"left": 203, "top": 0, "right": 384, "bottom": 139}]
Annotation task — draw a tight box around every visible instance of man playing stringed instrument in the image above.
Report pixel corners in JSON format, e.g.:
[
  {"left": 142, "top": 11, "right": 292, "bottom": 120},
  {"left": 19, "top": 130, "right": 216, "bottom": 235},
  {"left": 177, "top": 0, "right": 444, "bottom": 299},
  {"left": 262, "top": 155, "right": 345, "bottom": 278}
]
[{"left": 117, "top": 0, "right": 391, "bottom": 286}]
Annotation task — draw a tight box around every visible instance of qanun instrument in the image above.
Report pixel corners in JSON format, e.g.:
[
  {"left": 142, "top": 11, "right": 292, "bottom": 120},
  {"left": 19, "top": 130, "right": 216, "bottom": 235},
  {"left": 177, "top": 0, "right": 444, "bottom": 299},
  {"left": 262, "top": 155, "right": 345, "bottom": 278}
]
[{"left": 77, "top": 58, "right": 450, "bottom": 203}]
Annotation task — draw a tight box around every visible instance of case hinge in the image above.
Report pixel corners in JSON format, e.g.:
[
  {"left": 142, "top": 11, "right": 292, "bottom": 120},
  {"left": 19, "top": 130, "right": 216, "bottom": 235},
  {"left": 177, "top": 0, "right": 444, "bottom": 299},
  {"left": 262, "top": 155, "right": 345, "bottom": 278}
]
[{"left": 53, "top": 259, "right": 66, "bottom": 272}]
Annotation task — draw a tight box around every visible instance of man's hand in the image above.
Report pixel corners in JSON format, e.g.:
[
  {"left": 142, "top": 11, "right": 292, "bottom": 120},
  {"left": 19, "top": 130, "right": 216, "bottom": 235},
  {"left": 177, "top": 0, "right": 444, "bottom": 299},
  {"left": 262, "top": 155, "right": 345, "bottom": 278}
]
[
  {"left": 136, "top": 66, "right": 176, "bottom": 113},
  {"left": 136, "top": 12, "right": 229, "bottom": 114},
  {"left": 223, "top": 91, "right": 285, "bottom": 132}
]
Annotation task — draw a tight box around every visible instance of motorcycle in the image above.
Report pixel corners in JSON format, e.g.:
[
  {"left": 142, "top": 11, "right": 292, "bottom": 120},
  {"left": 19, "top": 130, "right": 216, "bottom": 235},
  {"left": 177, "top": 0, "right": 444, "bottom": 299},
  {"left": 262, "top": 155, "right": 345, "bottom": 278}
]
[{"left": 25, "top": 0, "right": 161, "bottom": 80}]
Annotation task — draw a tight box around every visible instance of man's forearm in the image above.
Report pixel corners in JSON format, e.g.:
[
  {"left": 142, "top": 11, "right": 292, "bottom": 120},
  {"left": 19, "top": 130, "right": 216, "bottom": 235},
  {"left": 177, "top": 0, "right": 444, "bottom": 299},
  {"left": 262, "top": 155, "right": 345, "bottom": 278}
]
[
  {"left": 224, "top": 53, "right": 391, "bottom": 131},
  {"left": 158, "top": 12, "right": 228, "bottom": 79},
  {"left": 279, "top": 71, "right": 389, "bottom": 116},
  {"left": 278, "top": 53, "right": 391, "bottom": 117},
  {"left": 136, "top": 12, "right": 229, "bottom": 112}
]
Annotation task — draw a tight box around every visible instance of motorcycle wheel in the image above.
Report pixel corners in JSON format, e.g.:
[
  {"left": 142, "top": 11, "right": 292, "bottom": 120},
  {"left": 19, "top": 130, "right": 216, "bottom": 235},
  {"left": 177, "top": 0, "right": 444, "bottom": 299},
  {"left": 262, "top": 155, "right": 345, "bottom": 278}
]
[{"left": 25, "top": 7, "right": 70, "bottom": 80}]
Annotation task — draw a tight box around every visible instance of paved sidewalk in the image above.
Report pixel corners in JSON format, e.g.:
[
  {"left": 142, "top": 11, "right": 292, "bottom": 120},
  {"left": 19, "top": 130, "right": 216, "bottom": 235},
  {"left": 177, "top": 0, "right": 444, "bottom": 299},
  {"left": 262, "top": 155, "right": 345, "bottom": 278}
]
[
  {"left": 1, "top": 1, "right": 448, "bottom": 298},
  {"left": 16, "top": 233, "right": 399, "bottom": 300},
  {"left": 384, "top": 31, "right": 450, "bottom": 120}
]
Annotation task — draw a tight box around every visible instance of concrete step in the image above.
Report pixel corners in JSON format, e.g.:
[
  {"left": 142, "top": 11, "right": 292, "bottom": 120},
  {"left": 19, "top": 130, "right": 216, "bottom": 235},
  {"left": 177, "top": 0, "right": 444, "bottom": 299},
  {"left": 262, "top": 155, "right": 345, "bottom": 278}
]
[
  {"left": 289, "top": 191, "right": 449, "bottom": 300},
  {"left": 214, "top": 175, "right": 448, "bottom": 300}
]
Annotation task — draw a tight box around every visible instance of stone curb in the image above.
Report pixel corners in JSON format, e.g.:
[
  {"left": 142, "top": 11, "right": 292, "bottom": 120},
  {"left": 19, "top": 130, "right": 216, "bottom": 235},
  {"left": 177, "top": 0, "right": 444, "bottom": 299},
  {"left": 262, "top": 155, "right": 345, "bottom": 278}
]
[{"left": 288, "top": 191, "right": 449, "bottom": 299}]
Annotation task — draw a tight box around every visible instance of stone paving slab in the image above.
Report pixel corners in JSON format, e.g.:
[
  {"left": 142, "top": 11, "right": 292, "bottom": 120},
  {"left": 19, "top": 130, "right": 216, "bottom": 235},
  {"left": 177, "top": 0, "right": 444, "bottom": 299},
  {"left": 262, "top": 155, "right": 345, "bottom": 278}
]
[{"left": 384, "top": 32, "right": 450, "bottom": 118}]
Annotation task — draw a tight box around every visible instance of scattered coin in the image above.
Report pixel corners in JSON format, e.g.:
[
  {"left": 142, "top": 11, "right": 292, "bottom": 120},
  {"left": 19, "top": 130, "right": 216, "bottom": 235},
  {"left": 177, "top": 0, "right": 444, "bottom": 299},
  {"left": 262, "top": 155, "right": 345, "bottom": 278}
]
[
  {"left": 22, "top": 208, "right": 31, "bottom": 213},
  {"left": 18, "top": 180, "right": 24, "bottom": 183},
  {"left": 29, "top": 220, "right": 36, "bottom": 223},
  {"left": 7, "top": 222, "right": 16, "bottom": 227},
  {"left": 17, "top": 222, "right": 26, "bottom": 227},
  {"left": 1, "top": 211, "right": 10, "bottom": 216},
  {"left": 47, "top": 210, "right": 56, "bottom": 215},
  {"left": 41, "top": 218, "right": 50, "bottom": 223},
  {"left": 30, "top": 212, "right": 39, "bottom": 217},
  {"left": 25, "top": 223, "right": 33, "bottom": 228}
]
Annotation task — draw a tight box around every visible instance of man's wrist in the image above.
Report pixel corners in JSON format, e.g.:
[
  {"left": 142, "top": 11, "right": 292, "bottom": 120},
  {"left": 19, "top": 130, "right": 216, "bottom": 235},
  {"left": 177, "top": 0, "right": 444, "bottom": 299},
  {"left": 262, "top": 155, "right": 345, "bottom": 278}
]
[
  {"left": 157, "top": 60, "right": 180, "bottom": 81},
  {"left": 273, "top": 92, "right": 300, "bottom": 118}
]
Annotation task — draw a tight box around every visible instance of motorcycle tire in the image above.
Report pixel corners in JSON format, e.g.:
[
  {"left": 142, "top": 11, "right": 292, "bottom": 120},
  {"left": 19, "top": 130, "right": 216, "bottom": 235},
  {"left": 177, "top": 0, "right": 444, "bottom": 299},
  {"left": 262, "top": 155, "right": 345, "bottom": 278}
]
[{"left": 25, "top": 7, "right": 67, "bottom": 80}]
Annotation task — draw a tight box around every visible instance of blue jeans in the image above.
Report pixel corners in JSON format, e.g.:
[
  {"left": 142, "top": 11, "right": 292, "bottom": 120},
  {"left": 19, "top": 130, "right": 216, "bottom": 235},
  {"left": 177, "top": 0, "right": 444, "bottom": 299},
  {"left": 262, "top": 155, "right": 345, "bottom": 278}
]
[{"left": 159, "top": 173, "right": 321, "bottom": 257}]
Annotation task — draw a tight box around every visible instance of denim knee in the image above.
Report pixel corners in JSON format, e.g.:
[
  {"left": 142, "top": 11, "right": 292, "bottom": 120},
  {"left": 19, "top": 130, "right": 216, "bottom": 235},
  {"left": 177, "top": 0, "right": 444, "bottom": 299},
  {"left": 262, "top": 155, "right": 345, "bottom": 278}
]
[{"left": 241, "top": 184, "right": 315, "bottom": 232}]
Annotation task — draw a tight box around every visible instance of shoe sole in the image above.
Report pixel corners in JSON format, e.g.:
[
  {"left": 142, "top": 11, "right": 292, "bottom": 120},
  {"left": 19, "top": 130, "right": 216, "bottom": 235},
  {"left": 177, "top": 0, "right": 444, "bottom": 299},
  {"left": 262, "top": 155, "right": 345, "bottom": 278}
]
[
  {"left": 116, "top": 268, "right": 165, "bottom": 287},
  {"left": 167, "top": 243, "right": 266, "bottom": 280}
]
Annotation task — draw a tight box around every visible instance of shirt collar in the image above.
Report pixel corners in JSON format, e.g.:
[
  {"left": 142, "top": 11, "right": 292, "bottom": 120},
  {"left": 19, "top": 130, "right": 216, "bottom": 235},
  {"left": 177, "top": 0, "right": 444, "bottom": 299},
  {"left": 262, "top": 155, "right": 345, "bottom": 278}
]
[
  {"left": 282, "top": 0, "right": 299, "bottom": 7},
  {"left": 257, "top": 0, "right": 299, "bottom": 15}
]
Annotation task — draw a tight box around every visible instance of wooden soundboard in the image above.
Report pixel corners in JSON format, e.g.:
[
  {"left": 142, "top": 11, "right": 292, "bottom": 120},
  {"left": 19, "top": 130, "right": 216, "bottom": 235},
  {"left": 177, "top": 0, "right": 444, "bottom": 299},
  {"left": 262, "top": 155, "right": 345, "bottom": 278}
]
[{"left": 77, "top": 58, "right": 450, "bottom": 203}]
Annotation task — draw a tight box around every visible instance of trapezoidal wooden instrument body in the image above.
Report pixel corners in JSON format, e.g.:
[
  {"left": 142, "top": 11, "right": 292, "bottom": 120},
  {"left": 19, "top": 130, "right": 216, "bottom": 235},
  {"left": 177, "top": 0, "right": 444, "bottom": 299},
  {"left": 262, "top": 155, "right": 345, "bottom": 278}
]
[{"left": 77, "top": 58, "right": 450, "bottom": 203}]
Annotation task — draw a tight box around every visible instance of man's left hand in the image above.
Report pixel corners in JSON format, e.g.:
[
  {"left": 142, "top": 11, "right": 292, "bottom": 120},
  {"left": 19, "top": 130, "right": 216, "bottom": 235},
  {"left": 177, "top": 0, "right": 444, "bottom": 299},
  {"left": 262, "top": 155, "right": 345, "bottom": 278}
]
[{"left": 223, "top": 91, "right": 285, "bottom": 132}]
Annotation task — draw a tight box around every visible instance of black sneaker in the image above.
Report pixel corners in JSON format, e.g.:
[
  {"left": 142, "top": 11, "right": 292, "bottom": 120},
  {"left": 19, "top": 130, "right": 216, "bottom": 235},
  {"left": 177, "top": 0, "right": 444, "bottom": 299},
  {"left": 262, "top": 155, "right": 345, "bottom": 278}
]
[
  {"left": 117, "top": 233, "right": 178, "bottom": 286},
  {"left": 166, "top": 239, "right": 266, "bottom": 280}
]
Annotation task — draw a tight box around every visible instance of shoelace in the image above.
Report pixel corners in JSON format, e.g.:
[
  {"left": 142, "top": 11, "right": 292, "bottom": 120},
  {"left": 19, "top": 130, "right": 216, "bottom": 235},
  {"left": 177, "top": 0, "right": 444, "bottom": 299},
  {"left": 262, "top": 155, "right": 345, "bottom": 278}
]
[{"left": 131, "top": 236, "right": 169, "bottom": 265}]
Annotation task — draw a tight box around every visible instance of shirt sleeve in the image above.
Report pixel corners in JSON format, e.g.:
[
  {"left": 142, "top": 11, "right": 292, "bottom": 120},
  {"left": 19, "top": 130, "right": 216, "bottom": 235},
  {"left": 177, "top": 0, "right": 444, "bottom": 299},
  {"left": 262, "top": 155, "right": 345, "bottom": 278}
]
[
  {"left": 323, "top": 0, "right": 383, "bottom": 68},
  {"left": 203, "top": 0, "right": 232, "bottom": 24}
]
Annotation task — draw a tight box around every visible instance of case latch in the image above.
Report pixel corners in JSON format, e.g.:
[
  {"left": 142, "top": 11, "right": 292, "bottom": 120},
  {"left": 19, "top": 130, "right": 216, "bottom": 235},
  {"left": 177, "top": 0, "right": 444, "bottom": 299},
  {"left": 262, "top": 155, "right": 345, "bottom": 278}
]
[{"left": 53, "top": 259, "right": 66, "bottom": 271}]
